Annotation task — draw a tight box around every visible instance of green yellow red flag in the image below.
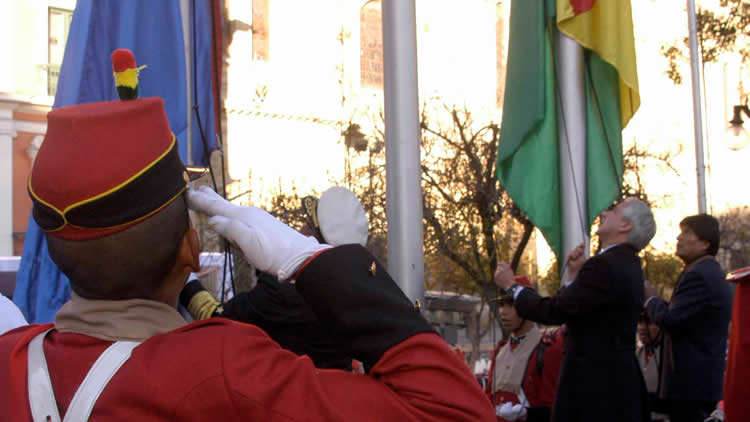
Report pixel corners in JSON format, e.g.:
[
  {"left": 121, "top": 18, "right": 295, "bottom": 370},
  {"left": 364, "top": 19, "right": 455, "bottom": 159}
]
[
  {"left": 496, "top": 0, "right": 639, "bottom": 262},
  {"left": 557, "top": 0, "right": 640, "bottom": 128}
]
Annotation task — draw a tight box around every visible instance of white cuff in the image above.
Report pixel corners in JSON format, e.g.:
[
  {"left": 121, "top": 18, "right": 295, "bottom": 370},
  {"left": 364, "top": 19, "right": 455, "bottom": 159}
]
[
  {"left": 513, "top": 286, "right": 525, "bottom": 301},
  {"left": 644, "top": 296, "right": 658, "bottom": 308}
]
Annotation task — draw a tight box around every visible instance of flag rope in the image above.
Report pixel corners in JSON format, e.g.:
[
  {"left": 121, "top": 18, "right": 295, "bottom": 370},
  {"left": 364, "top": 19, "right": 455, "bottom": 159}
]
[{"left": 190, "top": 0, "right": 235, "bottom": 301}]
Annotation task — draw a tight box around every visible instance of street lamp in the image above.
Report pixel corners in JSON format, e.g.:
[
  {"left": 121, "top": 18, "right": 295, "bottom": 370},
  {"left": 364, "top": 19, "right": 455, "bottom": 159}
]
[{"left": 725, "top": 105, "right": 750, "bottom": 151}]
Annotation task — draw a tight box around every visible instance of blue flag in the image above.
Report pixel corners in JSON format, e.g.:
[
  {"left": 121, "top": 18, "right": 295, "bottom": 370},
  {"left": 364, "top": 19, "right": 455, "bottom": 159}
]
[{"left": 15, "top": 0, "right": 218, "bottom": 322}]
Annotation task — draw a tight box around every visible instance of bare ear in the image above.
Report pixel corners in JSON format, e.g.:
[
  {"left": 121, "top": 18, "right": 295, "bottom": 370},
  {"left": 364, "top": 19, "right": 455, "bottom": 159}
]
[
  {"left": 620, "top": 218, "right": 633, "bottom": 234},
  {"left": 186, "top": 227, "right": 201, "bottom": 272},
  {"left": 176, "top": 227, "right": 201, "bottom": 273}
]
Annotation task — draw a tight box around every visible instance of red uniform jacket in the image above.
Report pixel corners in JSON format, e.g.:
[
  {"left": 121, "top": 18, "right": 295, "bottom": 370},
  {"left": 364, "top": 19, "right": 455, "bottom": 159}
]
[
  {"left": 725, "top": 271, "right": 750, "bottom": 422},
  {"left": 485, "top": 327, "right": 565, "bottom": 422},
  {"left": 1, "top": 245, "right": 495, "bottom": 421}
]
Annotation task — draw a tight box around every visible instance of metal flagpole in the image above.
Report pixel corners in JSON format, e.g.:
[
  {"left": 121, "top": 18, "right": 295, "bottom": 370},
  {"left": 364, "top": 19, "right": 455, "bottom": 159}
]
[
  {"left": 381, "top": 0, "right": 424, "bottom": 307},
  {"left": 687, "top": 0, "right": 707, "bottom": 213},
  {"left": 179, "top": 0, "right": 193, "bottom": 164},
  {"left": 557, "top": 31, "right": 589, "bottom": 278}
]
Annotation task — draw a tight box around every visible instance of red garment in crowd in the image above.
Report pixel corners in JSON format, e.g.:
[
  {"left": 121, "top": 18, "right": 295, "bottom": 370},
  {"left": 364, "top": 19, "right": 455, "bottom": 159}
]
[
  {"left": 485, "top": 327, "right": 565, "bottom": 422},
  {"left": 724, "top": 267, "right": 750, "bottom": 422},
  {"left": 2, "top": 321, "right": 490, "bottom": 421}
]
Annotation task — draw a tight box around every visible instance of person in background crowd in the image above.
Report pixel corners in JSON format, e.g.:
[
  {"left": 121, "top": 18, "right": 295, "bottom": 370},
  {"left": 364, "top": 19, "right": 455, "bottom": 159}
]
[
  {"left": 495, "top": 198, "right": 656, "bottom": 422},
  {"left": 0, "top": 293, "right": 27, "bottom": 335},
  {"left": 487, "top": 274, "right": 565, "bottom": 422},
  {"left": 644, "top": 214, "right": 732, "bottom": 422},
  {"left": 636, "top": 310, "right": 667, "bottom": 421}
]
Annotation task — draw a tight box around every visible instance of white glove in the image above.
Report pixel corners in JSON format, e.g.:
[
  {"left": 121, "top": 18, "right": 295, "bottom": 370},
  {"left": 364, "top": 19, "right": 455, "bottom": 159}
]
[
  {"left": 497, "top": 401, "right": 527, "bottom": 421},
  {"left": 188, "top": 186, "right": 330, "bottom": 280}
]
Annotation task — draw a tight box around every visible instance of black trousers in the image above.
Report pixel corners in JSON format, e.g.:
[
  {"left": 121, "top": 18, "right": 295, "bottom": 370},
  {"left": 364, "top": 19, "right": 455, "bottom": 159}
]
[
  {"left": 527, "top": 406, "right": 551, "bottom": 422},
  {"left": 666, "top": 399, "right": 716, "bottom": 422}
]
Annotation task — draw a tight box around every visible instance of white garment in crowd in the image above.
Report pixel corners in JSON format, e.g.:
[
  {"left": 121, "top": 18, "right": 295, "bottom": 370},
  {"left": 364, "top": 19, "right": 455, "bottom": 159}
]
[{"left": 0, "top": 294, "right": 27, "bottom": 335}]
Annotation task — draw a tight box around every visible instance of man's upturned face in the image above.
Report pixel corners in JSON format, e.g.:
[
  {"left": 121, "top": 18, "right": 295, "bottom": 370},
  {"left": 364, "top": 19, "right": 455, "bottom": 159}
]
[
  {"left": 596, "top": 200, "right": 630, "bottom": 241},
  {"left": 499, "top": 302, "right": 523, "bottom": 333},
  {"left": 676, "top": 225, "right": 709, "bottom": 263}
]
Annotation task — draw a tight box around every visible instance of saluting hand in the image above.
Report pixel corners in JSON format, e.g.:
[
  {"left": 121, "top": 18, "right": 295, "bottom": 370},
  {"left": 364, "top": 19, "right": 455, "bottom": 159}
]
[
  {"left": 187, "top": 186, "right": 330, "bottom": 281},
  {"left": 493, "top": 261, "right": 515, "bottom": 290}
]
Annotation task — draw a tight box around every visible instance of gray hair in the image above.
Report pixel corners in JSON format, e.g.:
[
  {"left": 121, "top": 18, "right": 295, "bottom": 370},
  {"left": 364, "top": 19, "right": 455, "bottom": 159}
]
[{"left": 621, "top": 198, "right": 656, "bottom": 251}]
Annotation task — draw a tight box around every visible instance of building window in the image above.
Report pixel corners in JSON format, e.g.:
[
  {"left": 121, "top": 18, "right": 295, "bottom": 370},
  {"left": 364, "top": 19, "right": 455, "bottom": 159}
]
[
  {"left": 48, "top": 7, "right": 73, "bottom": 96},
  {"left": 252, "top": 0, "right": 269, "bottom": 61},
  {"left": 360, "top": 0, "right": 383, "bottom": 89}
]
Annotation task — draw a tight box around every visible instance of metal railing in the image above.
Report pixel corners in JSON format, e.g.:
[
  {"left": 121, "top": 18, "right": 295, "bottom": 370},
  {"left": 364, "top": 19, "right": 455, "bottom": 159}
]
[{"left": 47, "top": 64, "right": 61, "bottom": 96}]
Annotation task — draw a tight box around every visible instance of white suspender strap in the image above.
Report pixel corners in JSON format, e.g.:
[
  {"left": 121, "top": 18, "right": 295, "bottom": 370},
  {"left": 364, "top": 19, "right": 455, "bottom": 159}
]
[
  {"left": 62, "top": 339, "right": 140, "bottom": 422},
  {"left": 27, "top": 328, "right": 140, "bottom": 422},
  {"left": 28, "top": 328, "right": 61, "bottom": 422}
]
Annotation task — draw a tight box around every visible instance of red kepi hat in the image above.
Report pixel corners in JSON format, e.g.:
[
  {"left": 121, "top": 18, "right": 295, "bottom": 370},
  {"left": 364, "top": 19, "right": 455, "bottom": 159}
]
[{"left": 28, "top": 50, "right": 190, "bottom": 240}]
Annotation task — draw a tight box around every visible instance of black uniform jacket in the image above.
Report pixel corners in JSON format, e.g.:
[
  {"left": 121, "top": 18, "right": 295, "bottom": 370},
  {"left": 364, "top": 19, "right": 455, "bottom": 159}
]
[
  {"left": 514, "top": 244, "right": 649, "bottom": 422},
  {"left": 220, "top": 271, "right": 353, "bottom": 369},
  {"left": 182, "top": 271, "right": 353, "bottom": 370}
]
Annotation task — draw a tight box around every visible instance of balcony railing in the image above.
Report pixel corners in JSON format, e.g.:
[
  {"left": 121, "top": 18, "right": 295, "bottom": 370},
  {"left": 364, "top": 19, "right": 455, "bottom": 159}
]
[{"left": 47, "top": 64, "right": 61, "bottom": 96}]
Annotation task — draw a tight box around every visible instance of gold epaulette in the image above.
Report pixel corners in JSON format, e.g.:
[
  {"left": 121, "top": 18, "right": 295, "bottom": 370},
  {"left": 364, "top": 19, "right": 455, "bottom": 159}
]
[{"left": 187, "top": 290, "right": 221, "bottom": 320}]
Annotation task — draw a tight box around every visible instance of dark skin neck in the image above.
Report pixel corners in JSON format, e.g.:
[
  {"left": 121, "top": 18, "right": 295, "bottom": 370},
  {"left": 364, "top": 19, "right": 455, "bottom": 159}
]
[{"left": 151, "top": 228, "right": 201, "bottom": 308}]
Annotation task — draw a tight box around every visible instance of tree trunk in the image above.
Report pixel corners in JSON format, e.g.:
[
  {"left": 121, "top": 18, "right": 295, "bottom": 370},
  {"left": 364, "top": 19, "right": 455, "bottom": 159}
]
[
  {"left": 464, "top": 309, "right": 481, "bottom": 369},
  {"left": 510, "top": 220, "right": 534, "bottom": 272}
]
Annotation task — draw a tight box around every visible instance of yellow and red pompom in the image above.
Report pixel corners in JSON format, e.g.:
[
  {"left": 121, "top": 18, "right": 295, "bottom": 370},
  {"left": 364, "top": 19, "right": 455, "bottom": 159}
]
[{"left": 112, "top": 48, "right": 146, "bottom": 100}]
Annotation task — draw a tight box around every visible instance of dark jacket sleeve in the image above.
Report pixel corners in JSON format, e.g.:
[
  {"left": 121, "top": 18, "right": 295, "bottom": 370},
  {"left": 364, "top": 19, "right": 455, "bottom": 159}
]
[
  {"left": 646, "top": 270, "right": 709, "bottom": 334},
  {"left": 294, "top": 245, "right": 435, "bottom": 371},
  {"left": 182, "top": 274, "right": 354, "bottom": 370},
  {"left": 515, "top": 256, "right": 613, "bottom": 325},
  {"left": 180, "top": 273, "right": 311, "bottom": 324},
  {"left": 222, "top": 273, "right": 311, "bottom": 325}
]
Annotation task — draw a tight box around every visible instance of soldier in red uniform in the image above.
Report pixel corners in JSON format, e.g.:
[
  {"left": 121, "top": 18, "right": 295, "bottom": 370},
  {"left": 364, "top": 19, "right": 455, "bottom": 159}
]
[
  {"left": 486, "top": 275, "right": 564, "bottom": 422},
  {"left": 0, "top": 51, "right": 494, "bottom": 422}
]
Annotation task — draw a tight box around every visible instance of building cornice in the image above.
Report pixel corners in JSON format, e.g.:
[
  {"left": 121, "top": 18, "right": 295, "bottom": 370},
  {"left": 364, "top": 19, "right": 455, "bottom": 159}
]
[
  {"left": 225, "top": 106, "right": 345, "bottom": 128},
  {"left": 0, "top": 92, "right": 54, "bottom": 109},
  {"left": 14, "top": 120, "right": 47, "bottom": 134},
  {"left": 0, "top": 93, "right": 49, "bottom": 136}
]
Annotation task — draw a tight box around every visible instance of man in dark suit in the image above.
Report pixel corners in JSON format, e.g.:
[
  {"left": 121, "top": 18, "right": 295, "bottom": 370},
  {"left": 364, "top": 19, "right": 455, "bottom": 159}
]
[
  {"left": 644, "top": 214, "right": 732, "bottom": 422},
  {"left": 495, "top": 198, "right": 656, "bottom": 422}
]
